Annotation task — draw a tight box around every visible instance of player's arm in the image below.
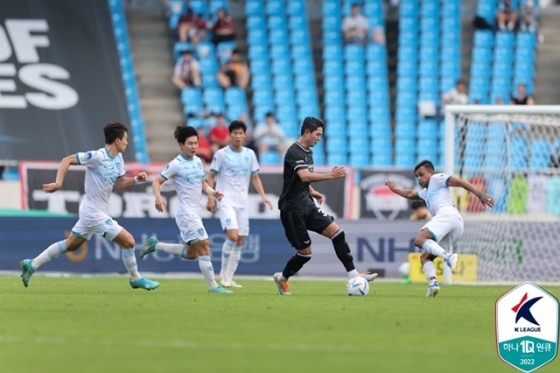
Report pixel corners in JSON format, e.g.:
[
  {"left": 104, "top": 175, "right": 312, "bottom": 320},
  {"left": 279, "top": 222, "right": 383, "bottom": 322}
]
[
  {"left": 202, "top": 179, "right": 223, "bottom": 201},
  {"left": 385, "top": 180, "right": 419, "bottom": 200},
  {"left": 308, "top": 185, "right": 324, "bottom": 205},
  {"left": 206, "top": 171, "right": 218, "bottom": 212},
  {"left": 447, "top": 176, "right": 495, "bottom": 208},
  {"left": 115, "top": 171, "right": 147, "bottom": 190},
  {"left": 42, "top": 154, "right": 80, "bottom": 193},
  {"left": 152, "top": 176, "right": 168, "bottom": 212},
  {"left": 251, "top": 173, "right": 273, "bottom": 210},
  {"left": 296, "top": 166, "right": 345, "bottom": 183}
]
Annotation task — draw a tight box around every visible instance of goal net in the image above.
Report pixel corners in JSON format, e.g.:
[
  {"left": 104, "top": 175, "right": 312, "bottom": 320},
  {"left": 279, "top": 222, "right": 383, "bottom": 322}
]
[{"left": 444, "top": 105, "right": 560, "bottom": 284}]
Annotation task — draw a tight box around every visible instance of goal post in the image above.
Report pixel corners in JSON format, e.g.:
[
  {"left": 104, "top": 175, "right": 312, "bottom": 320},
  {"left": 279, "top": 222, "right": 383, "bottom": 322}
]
[{"left": 443, "top": 105, "right": 560, "bottom": 285}]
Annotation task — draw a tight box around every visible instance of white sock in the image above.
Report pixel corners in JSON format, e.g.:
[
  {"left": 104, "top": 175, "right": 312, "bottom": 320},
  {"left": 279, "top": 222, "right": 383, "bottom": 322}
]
[
  {"left": 121, "top": 248, "right": 141, "bottom": 281},
  {"left": 220, "top": 239, "right": 235, "bottom": 279},
  {"left": 422, "top": 239, "right": 449, "bottom": 260},
  {"left": 155, "top": 242, "right": 185, "bottom": 257},
  {"left": 423, "top": 261, "right": 437, "bottom": 284},
  {"left": 198, "top": 255, "right": 218, "bottom": 289},
  {"left": 347, "top": 269, "right": 359, "bottom": 278},
  {"left": 32, "top": 240, "right": 68, "bottom": 269},
  {"left": 225, "top": 244, "right": 242, "bottom": 281}
]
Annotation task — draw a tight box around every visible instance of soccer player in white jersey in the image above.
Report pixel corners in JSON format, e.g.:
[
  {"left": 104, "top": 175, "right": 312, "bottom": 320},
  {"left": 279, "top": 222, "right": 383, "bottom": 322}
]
[
  {"left": 140, "top": 126, "right": 232, "bottom": 294},
  {"left": 206, "top": 120, "right": 273, "bottom": 288},
  {"left": 385, "top": 160, "right": 494, "bottom": 297},
  {"left": 20, "top": 122, "right": 159, "bottom": 290}
]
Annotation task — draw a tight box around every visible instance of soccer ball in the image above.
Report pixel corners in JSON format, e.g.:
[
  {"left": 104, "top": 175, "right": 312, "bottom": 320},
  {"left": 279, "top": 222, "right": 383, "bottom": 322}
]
[
  {"left": 346, "top": 276, "right": 369, "bottom": 296},
  {"left": 398, "top": 262, "right": 410, "bottom": 277}
]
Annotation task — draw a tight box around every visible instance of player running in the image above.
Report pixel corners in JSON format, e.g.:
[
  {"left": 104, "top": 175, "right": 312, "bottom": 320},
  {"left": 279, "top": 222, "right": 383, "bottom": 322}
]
[
  {"left": 140, "top": 126, "right": 231, "bottom": 294},
  {"left": 386, "top": 160, "right": 494, "bottom": 297},
  {"left": 20, "top": 121, "right": 159, "bottom": 290},
  {"left": 206, "top": 120, "right": 273, "bottom": 288},
  {"left": 273, "top": 117, "right": 378, "bottom": 295}
]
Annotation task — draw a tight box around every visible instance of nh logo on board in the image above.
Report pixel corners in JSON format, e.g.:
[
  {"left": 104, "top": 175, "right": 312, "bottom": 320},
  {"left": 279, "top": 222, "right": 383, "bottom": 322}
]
[{"left": 495, "top": 281, "right": 559, "bottom": 372}]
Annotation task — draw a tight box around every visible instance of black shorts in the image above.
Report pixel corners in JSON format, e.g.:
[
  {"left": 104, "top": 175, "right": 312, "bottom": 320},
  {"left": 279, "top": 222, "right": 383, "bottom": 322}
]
[{"left": 280, "top": 206, "right": 334, "bottom": 250}]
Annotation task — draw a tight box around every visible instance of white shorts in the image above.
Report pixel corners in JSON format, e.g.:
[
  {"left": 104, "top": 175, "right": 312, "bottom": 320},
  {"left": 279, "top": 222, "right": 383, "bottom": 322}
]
[
  {"left": 421, "top": 210, "right": 464, "bottom": 251},
  {"left": 175, "top": 215, "right": 208, "bottom": 245},
  {"left": 71, "top": 214, "right": 123, "bottom": 241},
  {"left": 217, "top": 203, "right": 249, "bottom": 236}
]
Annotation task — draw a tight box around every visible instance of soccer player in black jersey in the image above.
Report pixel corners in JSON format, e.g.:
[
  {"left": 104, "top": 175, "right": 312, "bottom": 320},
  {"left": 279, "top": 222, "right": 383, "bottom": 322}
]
[{"left": 273, "top": 117, "right": 378, "bottom": 295}]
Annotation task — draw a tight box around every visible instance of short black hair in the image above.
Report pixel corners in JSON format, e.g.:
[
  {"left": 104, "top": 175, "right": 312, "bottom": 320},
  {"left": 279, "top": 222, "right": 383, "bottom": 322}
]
[
  {"left": 104, "top": 121, "right": 128, "bottom": 144},
  {"left": 229, "top": 120, "right": 247, "bottom": 134},
  {"left": 414, "top": 159, "right": 435, "bottom": 172},
  {"left": 265, "top": 112, "right": 275, "bottom": 118},
  {"left": 180, "top": 49, "right": 192, "bottom": 55},
  {"left": 300, "top": 116, "right": 325, "bottom": 135},
  {"left": 174, "top": 125, "right": 198, "bottom": 144}
]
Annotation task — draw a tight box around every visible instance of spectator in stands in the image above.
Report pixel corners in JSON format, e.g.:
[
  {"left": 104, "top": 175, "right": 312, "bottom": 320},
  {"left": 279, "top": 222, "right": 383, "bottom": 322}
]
[
  {"left": 171, "top": 49, "right": 201, "bottom": 90},
  {"left": 342, "top": 4, "right": 369, "bottom": 44},
  {"left": 409, "top": 200, "right": 432, "bottom": 221},
  {"left": 520, "top": 0, "right": 538, "bottom": 32},
  {"left": 209, "top": 114, "right": 230, "bottom": 152},
  {"left": 511, "top": 83, "right": 535, "bottom": 105},
  {"left": 370, "top": 26, "right": 386, "bottom": 45},
  {"left": 442, "top": 79, "right": 469, "bottom": 107},
  {"left": 216, "top": 49, "right": 250, "bottom": 90},
  {"left": 211, "top": 8, "right": 236, "bottom": 46},
  {"left": 196, "top": 126, "right": 213, "bottom": 163},
  {"left": 254, "top": 112, "right": 286, "bottom": 157},
  {"left": 177, "top": 8, "right": 207, "bottom": 44},
  {"left": 495, "top": 97, "right": 505, "bottom": 105},
  {"left": 497, "top": 0, "right": 518, "bottom": 31}
]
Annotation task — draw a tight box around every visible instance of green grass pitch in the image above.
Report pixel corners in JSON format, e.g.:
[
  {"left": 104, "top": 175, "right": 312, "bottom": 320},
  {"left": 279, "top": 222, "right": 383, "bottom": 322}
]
[{"left": 1, "top": 276, "right": 559, "bottom": 373}]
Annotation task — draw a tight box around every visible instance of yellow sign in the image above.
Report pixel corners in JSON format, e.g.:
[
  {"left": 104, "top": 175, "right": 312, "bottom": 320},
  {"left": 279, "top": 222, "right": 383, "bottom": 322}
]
[{"left": 408, "top": 253, "right": 477, "bottom": 283}]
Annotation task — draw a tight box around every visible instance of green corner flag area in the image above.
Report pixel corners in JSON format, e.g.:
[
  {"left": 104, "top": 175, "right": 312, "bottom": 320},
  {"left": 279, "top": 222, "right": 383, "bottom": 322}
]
[{"left": 1, "top": 276, "right": 559, "bottom": 373}]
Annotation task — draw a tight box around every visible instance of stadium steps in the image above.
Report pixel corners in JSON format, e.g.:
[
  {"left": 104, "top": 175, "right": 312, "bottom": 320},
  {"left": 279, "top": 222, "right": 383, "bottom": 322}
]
[
  {"left": 126, "top": 1, "right": 184, "bottom": 163},
  {"left": 534, "top": 6, "right": 560, "bottom": 104},
  {"left": 460, "top": 0, "right": 477, "bottom": 86}
]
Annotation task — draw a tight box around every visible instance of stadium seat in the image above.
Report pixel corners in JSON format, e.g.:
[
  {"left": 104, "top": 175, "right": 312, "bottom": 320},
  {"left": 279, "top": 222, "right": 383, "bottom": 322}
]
[
  {"left": 327, "top": 152, "right": 348, "bottom": 166},
  {"left": 260, "top": 150, "right": 280, "bottom": 165}
]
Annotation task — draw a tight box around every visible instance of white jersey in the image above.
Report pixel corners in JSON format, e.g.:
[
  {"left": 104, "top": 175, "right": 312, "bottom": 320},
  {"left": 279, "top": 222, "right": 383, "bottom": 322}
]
[
  {"left": 76, "top": 148, "right": 125, "bottom": 219},
  {"left": 210, "top": 146, "right": 259, "bottom": 208},
  {"left": 416, "top": 173, "right": 459, "bottom": 217},
  {"left": 160, "top": 154, "right": 205, "bottom": 218}
]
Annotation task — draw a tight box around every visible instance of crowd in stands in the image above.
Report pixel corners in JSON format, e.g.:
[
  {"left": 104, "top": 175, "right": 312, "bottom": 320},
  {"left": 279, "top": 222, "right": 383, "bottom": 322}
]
[{"left": 342, "top": 3, "right": 385, "bottom": 45}]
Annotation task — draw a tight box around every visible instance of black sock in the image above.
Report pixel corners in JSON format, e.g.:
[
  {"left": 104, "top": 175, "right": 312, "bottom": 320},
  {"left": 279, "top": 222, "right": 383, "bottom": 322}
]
[
  {"left": 332, "top": 230, "right": 355, "bottom": 272},
  {"left": 282, "top": 253, "right": 311, "bottom": 279}
]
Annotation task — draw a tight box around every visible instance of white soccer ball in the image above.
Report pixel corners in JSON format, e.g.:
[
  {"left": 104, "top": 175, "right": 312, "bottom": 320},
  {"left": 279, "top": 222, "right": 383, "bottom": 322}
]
[
  {"left": 398, "top": 262, "right": 410, "bottom": 277},
  {"left": 346, "top": 276, "right": 369, "bottom": 296}
]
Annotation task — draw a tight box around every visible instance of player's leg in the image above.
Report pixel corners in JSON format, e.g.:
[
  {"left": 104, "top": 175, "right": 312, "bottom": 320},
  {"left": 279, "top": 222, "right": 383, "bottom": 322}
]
[
  {"left": 20, "top": 227, "right": 87, "bottom": 287},
  {"left": 273, "top": 211, "right": 311, "bottom": 295},
  {"left": 217, "top": 203, "right": 238, "bottom": 283},
  {"left": 313, "top": 210, "right": 378, "bottom": 282},
  {"left": 421, "top": 251, "right": 440, "bottom": 297},
  {"left": 223, "top": 207, "right": 249, "bottom": 287},
  {"left": 415, "top": 214, "right": 463, "bottom": 273},
  {"left": 140, "top": 236, "right": 188, "bottom": 259},
  {"left": 111, "top": 226, "right": 159, "bottom": 291},
  {"left": 191, "top": 239, "right": 232, "bottom": 293}
]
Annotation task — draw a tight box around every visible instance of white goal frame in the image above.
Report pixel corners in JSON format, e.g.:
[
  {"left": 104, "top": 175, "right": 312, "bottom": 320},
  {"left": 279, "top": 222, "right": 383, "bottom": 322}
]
[{"left": 442, "top": 105, "right": 560, "bottom": 284}]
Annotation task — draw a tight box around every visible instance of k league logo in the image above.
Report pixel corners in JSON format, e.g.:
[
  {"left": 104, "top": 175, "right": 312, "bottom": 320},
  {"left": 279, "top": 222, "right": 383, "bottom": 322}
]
[{"left": 495, "top": 282, "right": 559, "bottom": 373}]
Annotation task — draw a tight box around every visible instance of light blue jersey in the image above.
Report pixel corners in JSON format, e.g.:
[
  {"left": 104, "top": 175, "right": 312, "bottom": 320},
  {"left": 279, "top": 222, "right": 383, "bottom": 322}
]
[
  {"left": 417, "top": 173, "right": 458, "bottom": 217},
  {"left": 160, "top": 154, "right": 205, "bottom": 218},
  {"left": 210, "top": 146, "right": 259, "bottom": 208},
  {"left": 76, "top": 148, "right": 125, "bottom": 218}
]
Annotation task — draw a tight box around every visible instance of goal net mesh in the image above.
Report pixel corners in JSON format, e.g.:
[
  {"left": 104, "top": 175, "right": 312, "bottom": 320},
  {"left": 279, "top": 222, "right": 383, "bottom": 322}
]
[{"left": 452, "top": 112, "right": 560, "bottom": 283}]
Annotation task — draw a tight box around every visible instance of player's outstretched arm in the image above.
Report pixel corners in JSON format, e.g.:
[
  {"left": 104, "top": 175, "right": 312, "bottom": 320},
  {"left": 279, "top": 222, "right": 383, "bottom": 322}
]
[
  {"left": 42, "top": 154, "right": 79, "bottom": 193},
  {"left": 309, "top": 186, "right": 324, "bottom": 205},
  {"left": 385, "top": 180, "right": 418, "bottom": 200},
  {"left": 447, "top": 176, "right": 495, "bottom": 208},
  {"left": 296, "top": 166, "right": 345, "bottom": 183},
  {"left": 115, "top": 171, "right": 147, "bottom": 190},
  {"left": 251, "top": 173, "right": 273, "bottom": 210}
]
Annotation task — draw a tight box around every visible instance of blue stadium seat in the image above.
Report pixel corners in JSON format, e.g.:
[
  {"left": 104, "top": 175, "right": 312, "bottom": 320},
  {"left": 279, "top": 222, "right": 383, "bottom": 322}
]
[
  {"left": 417, "top": 119, "right": 438, "bottom": 138},
  {"left": 344, "top": 44, "right": 365, "bottom": 61},
  {"left": 326, "top": 137, "right": 348, "bottom": 153},
  {"left": 247, "top": 29, "right": 267, "bottom": 44},
  {"left": 327, "top": 152, "right": 348, "bottom": 166},
  {"left": 400, "top": 0, "right": 418, "bottom": 17},
  {"left": 181, "top": 87, "right": 201, "bottom": 105},
  {"left": 224, "top": 87, "right": 246, "bottom": 105},
  {"left": 246, "top": 15, "right": 265, "bottom": 31},
  {"left": 253, "top": 89, "right": 274, "bottom": 108},
  {"left": 349, "top": 137, "right": 369, "bottom": 153},
  {"left": 266, "top": 0, "right": 284, "bottom": 15},
  {"left": 272, "top": 59, "right": 292, "bottom": 75},
  {"left": 496, "top": 31, "right": 515, "bottom": 49},
  {"left": 399, "top": 17, "right": 418, "bottom": 33},
  {"left": 201, "top": 73, "right": 219, "bottom": 88},
  {"left": 395, "top": 121, "right": 417, "bottom": 139},
  {"left": 294, "top": 59, "right": 314, "bottom": 75},
  {"left": 325, "top": 120, "right": 347, "bottom": 137},
  {"left": 509, "top": 138, "right": 529, "bottom": 169},
  {"left": 395, "top": 153, "right": 416, "bottom": 168},
  {"left": 473, "top": 30, "right": 494, "bottom": 48},
  {"left": 371, "top": 153, "right": 392, "bottom": 167},
  {"left": 350, "top": 153, "right": 370, "bottom": 168},
  {"left": 530, "top": 139, "right": 552, "bottom": 169},
  {"left": 260, "top": 150, "right": 280, "bottom": 165},
  {"left": 249, "top": 58, "right": 270, "bottom": 75}
]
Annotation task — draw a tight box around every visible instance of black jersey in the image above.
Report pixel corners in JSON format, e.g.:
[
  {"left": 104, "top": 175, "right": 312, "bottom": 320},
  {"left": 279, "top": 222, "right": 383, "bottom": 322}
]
[{"left": 278, "top": 142, "right": 315, "bottom": 211}]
